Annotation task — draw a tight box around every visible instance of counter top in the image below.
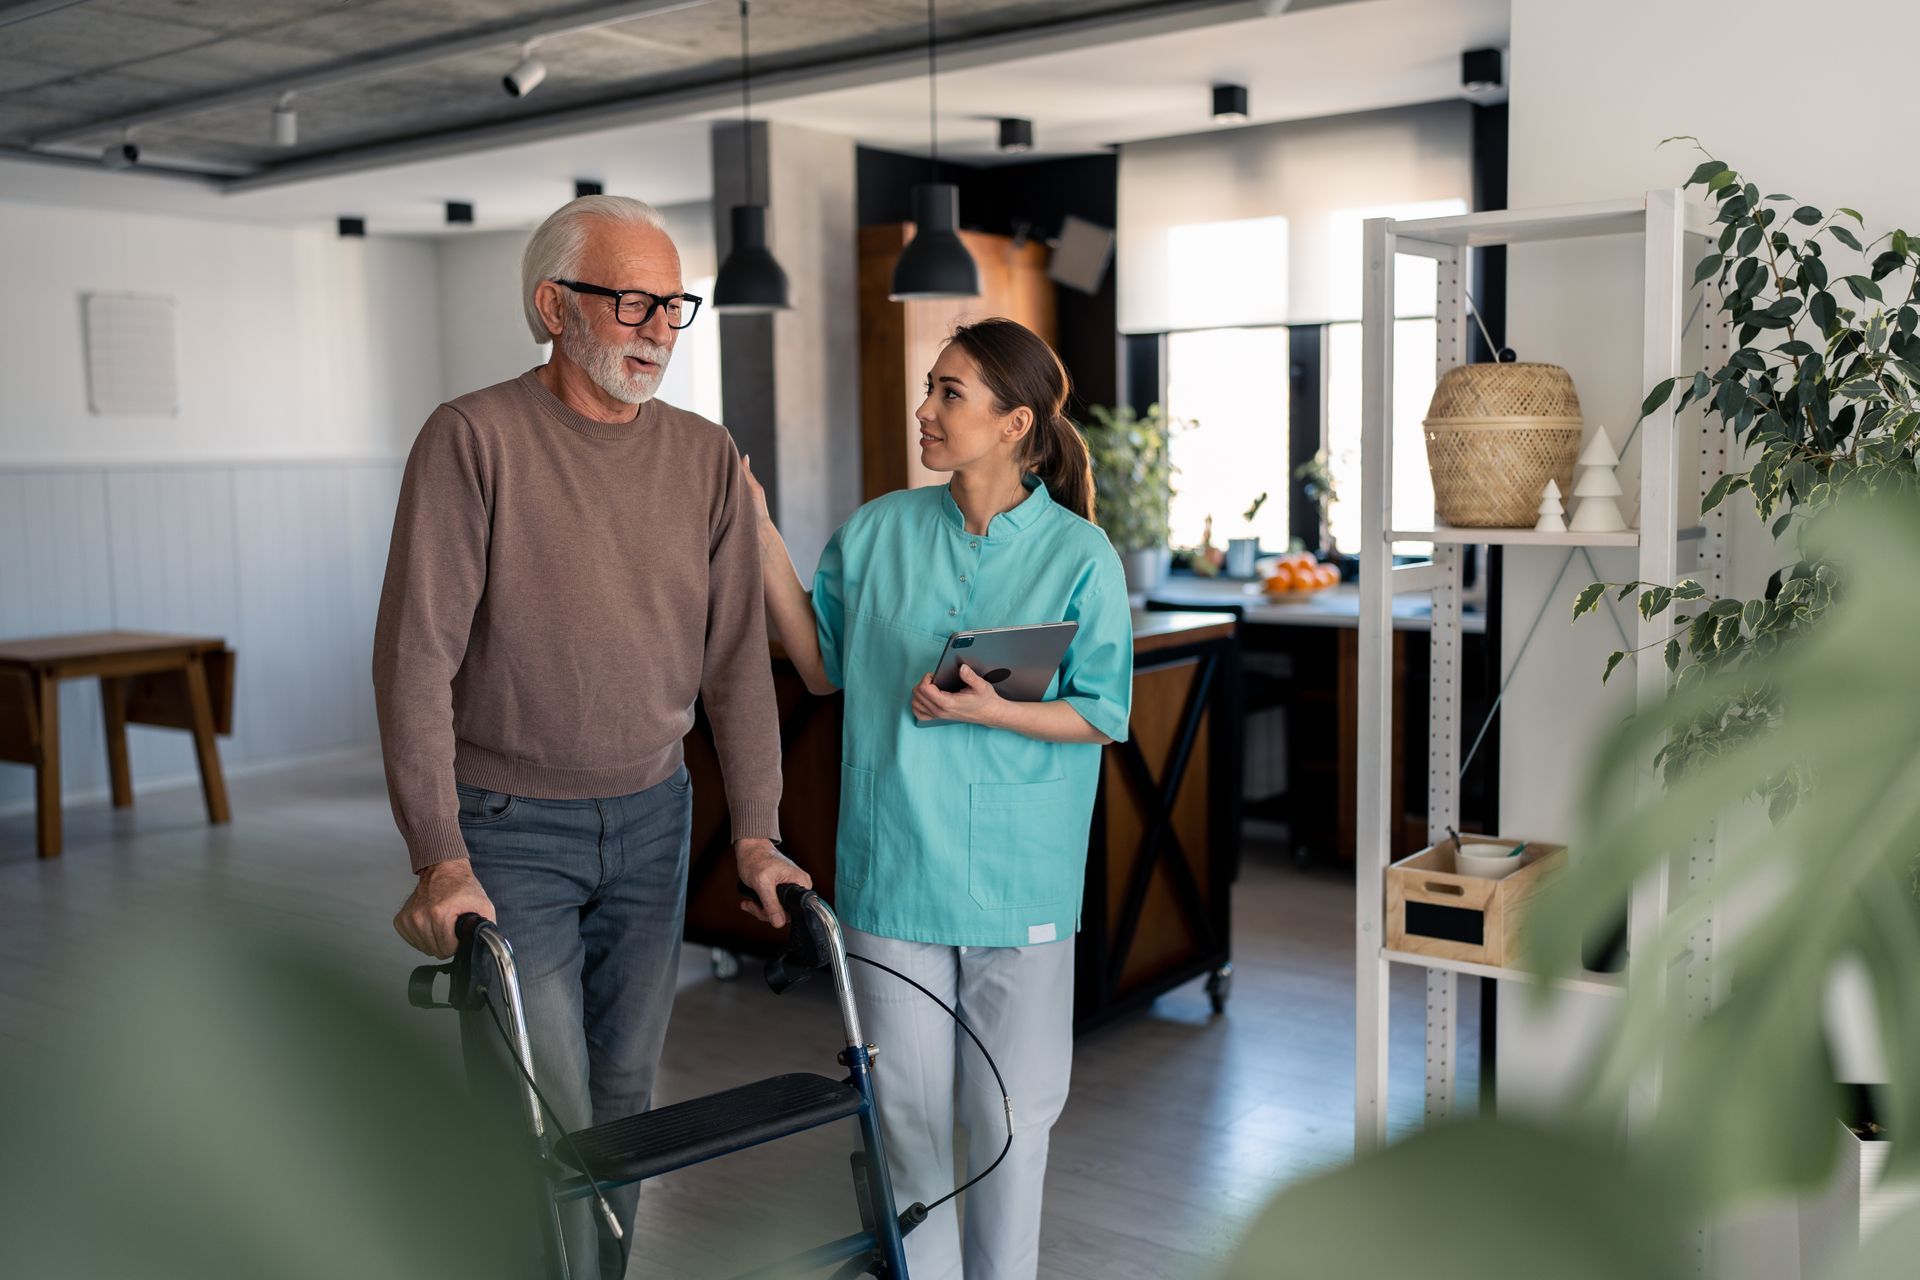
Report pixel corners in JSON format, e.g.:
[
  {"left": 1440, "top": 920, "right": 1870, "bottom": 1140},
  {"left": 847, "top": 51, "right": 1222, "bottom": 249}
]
[{"left": 1139, "top": 578, "right": 1487, "bottom": 635}]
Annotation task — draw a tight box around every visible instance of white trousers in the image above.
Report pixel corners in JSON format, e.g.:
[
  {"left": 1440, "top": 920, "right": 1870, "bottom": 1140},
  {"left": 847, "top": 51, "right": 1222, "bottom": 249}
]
[{"left": 843, "top": 927, "right": 1076, "bottom": 1280}]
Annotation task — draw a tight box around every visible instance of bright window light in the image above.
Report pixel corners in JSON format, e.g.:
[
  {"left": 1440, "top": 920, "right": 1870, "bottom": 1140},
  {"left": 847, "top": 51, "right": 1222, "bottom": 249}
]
[
  {"left": 1165, "top": 215, "right": 1288, "bottom": 330},
  {"left": 1165, "top": 326, "right": 1291, "bottom": 552}
]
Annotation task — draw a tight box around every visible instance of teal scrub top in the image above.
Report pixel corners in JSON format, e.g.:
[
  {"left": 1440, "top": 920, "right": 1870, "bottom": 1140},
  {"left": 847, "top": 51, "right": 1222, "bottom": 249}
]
[{"left": 811, "top": 476, "right": 1133, "bottom": 949}]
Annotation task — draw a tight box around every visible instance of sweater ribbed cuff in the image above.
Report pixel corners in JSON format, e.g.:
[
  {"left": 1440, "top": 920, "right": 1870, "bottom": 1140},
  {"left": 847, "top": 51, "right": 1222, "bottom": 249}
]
[
  {"left": 405, "top": 815, "right": 471, "bottom": 874},
  {"left": 729, "top": 799, "right": 782, "bottom": 846}
]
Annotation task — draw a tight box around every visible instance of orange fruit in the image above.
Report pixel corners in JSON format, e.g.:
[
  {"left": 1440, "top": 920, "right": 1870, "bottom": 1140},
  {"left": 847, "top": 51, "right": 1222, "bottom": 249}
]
[
  {"left": 1265, "top": 564, "right": 1299, "bottom": 592},
  {"left": 1317, "top": 564, "right": 1340, "bottom": 588}
]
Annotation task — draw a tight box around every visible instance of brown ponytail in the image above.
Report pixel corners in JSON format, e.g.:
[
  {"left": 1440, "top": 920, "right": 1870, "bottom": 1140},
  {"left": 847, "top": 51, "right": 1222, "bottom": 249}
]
[{"left": 945, "top": 318, "right": 1097, "bottom": 523}]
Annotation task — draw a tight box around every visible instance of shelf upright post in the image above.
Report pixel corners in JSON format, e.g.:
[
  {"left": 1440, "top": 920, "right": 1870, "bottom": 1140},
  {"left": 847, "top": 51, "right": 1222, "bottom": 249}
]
[
  {"left": 1355, "top": 215, "right": 1397, "bottom": 1151},
  {"left": 1626, "top": 187, "right": 1687, "bottom": 1129},
  {"left": 1423, "top": 243, "right": 1470, "bottom": 1123}
]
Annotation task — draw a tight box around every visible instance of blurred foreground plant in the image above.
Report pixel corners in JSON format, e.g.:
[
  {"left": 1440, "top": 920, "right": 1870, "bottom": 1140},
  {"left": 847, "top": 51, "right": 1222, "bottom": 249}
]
[{"left": 1224, "top": 488, "right": 1920, "bottom": 1278}]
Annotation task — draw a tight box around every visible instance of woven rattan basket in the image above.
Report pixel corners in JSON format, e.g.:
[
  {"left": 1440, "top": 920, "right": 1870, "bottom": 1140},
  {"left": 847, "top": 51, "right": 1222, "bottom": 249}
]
[{"left": 1422, "top": 363, "right": 1583, "bottom": 527}]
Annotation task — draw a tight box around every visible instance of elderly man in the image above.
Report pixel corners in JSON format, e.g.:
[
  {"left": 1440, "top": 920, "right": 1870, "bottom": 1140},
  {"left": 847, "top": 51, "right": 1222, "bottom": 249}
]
[{"left": 374, "top": 194, "right": 809, "bottom": 1279}]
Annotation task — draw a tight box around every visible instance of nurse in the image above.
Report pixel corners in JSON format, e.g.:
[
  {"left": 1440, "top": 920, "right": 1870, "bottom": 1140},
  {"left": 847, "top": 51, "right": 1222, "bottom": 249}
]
[{"left": 745, "top": 317, "right": 1132, "bottom": 1280}]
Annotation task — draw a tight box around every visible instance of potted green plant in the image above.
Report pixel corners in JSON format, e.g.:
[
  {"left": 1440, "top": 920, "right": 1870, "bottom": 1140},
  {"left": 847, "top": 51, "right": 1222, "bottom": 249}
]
[
  {"left": 1575, "top": 145, "right": 1920, "bottom": 817},
  {"left": 1084, "top": 403, "right": 1182, "bottom": 592}
]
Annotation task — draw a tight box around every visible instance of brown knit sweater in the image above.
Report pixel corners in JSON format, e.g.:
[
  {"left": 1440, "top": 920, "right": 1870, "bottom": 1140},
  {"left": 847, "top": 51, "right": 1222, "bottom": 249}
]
[{"left": 372, "top": 369, "right": 782, "bottom": 872}]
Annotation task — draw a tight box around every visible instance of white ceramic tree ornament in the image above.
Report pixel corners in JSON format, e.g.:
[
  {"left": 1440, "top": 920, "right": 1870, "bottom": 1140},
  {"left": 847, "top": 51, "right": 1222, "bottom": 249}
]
[
  {"left": 1569, "top": 425, "right": 1627, "bottom": 532},
  {"left": 1534, "top": 478, "right": 1566, "bottom": 532}
]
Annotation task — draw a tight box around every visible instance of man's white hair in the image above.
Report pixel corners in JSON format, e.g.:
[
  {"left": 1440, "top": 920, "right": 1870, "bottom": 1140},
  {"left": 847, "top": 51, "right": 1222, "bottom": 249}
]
[{"left": 520, "top": 195, "right": 670, "bottom": 344}]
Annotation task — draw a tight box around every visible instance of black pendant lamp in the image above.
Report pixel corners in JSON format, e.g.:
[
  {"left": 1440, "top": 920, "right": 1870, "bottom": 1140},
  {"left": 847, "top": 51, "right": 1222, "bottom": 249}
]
[
  {"left": 890, "top": 0, "right": 979, "bottom": 301},
  {"left": 712, "top": 0, "right": 790, "bottom": 313}
]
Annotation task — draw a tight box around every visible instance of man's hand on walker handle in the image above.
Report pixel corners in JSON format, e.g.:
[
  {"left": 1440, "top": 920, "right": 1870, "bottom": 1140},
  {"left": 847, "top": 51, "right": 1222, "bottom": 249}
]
[
  {"left": 912, "top": 663, "right": 1005, "bottom": 726},
  {"left": 737, "top": 838, "right": 812, "bottom": 928},
  {"left": 394, "top": 858, "right": 497, "bottom": 958}
]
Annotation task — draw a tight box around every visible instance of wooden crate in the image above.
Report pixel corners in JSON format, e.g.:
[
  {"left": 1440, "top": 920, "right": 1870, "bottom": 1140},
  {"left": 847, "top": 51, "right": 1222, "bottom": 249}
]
[{"left": 1386, "top": 837, "right": 1565, "bottom": 967}]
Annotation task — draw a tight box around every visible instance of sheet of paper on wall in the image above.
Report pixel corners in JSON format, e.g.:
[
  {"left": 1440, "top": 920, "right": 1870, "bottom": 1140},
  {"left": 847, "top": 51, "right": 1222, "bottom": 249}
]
[{"left": 83, "top": 292, "right": 179, "bottom": 417}]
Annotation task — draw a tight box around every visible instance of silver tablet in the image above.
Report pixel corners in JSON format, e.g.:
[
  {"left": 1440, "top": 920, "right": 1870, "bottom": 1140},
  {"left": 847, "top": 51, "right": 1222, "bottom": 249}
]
[{"left": 929, "top": 621, "right": 1078, "bottom": 701}]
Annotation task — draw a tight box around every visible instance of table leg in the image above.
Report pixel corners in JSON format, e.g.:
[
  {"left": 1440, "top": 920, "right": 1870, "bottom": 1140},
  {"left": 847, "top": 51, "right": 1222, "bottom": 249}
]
[
  {"left": 101, "top": 676, "right": 133, "bottom": 808},
  {"left": 34, "top": 672, "right": 61, "bottom": 859},
  {"left": 183, "top": 656, "right": 231, "bottom": 826}
]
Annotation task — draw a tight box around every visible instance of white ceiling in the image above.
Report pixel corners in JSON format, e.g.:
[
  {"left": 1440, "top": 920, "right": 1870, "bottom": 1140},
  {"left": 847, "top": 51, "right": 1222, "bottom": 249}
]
[
  {"left": 0, "top": 0, "right": 1507, "bottom": 236},
  {"left": 760, "top": 0, "right": 1508, "bottom": 160}
]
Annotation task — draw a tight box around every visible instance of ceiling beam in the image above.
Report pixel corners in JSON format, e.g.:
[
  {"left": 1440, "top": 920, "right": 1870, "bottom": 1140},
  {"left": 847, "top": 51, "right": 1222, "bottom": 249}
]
[
  {"left": 0, "top": 0, "right": 92, "bottom": 30},
  {"left": 28, "top": 0, "right": 711, "bottom": 148},
  {"left": 220, "top": 0, "right": 1280, "bottom": 194}
]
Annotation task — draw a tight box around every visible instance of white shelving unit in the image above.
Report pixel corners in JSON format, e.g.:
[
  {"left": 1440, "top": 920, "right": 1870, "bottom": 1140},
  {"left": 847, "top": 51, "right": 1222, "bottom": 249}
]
[{"left": 1354, "top": 189, "right": 1731, "bottom": 1148}]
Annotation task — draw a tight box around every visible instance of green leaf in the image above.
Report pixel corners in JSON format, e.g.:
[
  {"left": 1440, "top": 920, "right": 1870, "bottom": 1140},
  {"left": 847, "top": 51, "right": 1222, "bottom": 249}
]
[
  {"left": 1846, "top": 275, "right": 1884, "bottom": 303},
  {"left": 1689, "top": 159, "right": 1731, "bottom": 185},
  {"left": 1791, "top": 206, "right": 1822, "bottom": 225},
  {"left": 1805, "top": 255, "right": 1829, "bottom": 289},
  {"left": 1738, "top": 224, "right": 1763, "bottom": 256},
  {"left": 1573, "top": 583, "right": 1607, "bottom": 619},
  {"left": 1617, "top": 582, "right": 1639, "bottom": 602},
  {"left": 1693, "top": 253, "right": 1724, "bottom": 286},
  {"left": 1772, "top": 511, "right": 1793, "bottom": 539},
  {"left": 1872, "top": 250, "right": 1907, "bottom": 281},
  {"left": 1640, "top": 378, "right": 1677, "bottom": 418},
  {"left": 1833, "top": 225, "right": 1864, "bottom": 252},
  {"left": 1715, "top": 614, "right": 1742, "bottom": 649},
  {"left": 1894, "top": 229, "right": 1910, "bottom": 256},
  {"left": 1603, "top": 650, "right": 1629, "bottom": 683},
  {"left": 1811, "top": 292, "right": 1838, "bottom": 331},
  {"left": 1840, "top": 377, "right": 1882, "bottom": 399},
  {"left": 1776, "top": 340, "right": 1815, "bottom": 358},
  {"left": 1702, "top": 472, "right": 1742, "bottom": 515},
  {"left": 1689, "top": 612, "right": 1716, "bottom": 651},
  {"left": 1675, "top": 579, "right": 1708, "bottom": 600},
  {"left": 1641, "top": 586, "right": 1674, "bottom": 619},
  {"left": 1743, "top": 598, "right": 1765, "bottom": 631},
  {"left": 1838, "top": 206, "right": 1864, "bottom": 222},
  {"left": 1665, "top": 638, "right": 1681, "bottom": 671}
]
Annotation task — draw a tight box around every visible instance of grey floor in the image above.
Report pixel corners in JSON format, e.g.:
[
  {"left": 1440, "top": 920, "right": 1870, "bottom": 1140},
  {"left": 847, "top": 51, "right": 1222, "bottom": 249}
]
[{"left": 0, "top": 750, "right": 1474, "bottom": 1278}]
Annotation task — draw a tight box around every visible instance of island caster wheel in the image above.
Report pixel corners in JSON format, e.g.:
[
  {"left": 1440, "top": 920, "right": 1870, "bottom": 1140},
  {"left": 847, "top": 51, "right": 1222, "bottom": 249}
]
[
  {"left": 1205, "top": 962, "right": 1234, "bottom": 1014},
  {"left": 711, "top": 947, "right": 742, "bottom": 982}
]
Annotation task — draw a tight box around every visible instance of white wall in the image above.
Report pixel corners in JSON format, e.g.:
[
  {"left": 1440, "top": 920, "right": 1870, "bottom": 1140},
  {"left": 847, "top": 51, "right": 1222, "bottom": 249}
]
[
  {"left": 0, "top": 202, "right": 442, "bottom": 466},
  {"left": 0, "top": 198, "right": 439, "bottom": 825},
  {"left": 1499, "top": 2, "right": 1920, "bottom": 1271}
]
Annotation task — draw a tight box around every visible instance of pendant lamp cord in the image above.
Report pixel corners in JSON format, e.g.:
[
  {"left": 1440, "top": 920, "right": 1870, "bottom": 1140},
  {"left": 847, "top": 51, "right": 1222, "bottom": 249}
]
[
  {"left": 739, "top": 0, "right": 753, "bottom": 206},
  {"left": 926, "top": 0, "right": 938, "bottom": 178}
]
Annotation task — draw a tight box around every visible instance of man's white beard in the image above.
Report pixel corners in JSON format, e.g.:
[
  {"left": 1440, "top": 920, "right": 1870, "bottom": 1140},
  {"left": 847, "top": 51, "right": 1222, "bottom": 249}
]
[{"left": 558, "top": 314, "right": 672, "bottom": 405}]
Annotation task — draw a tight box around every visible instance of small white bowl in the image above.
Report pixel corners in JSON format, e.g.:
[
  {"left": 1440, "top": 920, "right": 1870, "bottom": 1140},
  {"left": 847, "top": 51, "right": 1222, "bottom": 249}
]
[{"left": 1455, "top": 842, "right": 1525, "bottom": 880}]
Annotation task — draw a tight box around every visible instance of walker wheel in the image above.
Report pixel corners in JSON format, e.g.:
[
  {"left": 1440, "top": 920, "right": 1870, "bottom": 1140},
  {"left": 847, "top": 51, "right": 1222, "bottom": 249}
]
[
  {"left": 711, "top": 947, "right": 743, "bottom": 982},
  {"left": 1206, "top": 963, "right": 1233, "bottom": 1014}
]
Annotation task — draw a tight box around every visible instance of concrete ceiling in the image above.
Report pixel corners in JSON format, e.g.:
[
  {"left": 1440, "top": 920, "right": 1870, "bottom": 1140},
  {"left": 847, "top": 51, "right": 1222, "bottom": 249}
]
[
  {"left": 0, "top": 0, "right": 1508, "bottom": 234},
  {"left": 1, "top": 0, "right": 1223, "bottom": 173}
]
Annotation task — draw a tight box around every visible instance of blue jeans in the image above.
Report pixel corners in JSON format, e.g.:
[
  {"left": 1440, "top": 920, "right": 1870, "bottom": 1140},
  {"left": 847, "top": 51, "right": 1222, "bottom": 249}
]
[{"left": 455, "top": 766, "right": 693, "bottom": 1280}]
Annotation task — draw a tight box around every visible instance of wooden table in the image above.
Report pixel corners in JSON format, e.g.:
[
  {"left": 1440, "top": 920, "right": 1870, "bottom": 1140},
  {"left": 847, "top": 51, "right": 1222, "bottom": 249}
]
[{"left": 0, "top": 631, "right": 235, "bottom": 858}]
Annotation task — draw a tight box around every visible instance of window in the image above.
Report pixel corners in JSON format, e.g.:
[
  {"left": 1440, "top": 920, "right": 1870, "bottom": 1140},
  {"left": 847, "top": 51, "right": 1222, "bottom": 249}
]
[
  {"left": 1164, "top": 216, "right": 1289, "bottom": 331},
  {"left": 1323, "top": 319, "right": 1438, "bottom": 554},
  {"left": 1164, "top": 327, "right": 1291, "bottom": 551}
]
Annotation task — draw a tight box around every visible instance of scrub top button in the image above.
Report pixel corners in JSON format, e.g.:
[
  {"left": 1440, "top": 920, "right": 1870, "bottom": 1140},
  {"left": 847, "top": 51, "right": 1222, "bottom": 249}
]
[
  {"left": 948, "top": 607, "right": 957, "bottom": 616},
  {"left": 969, "top": 540, "right": 979, "bottom": 549},
  {"left": 959, "top": 574, "right": 968, "bottom": 583}
]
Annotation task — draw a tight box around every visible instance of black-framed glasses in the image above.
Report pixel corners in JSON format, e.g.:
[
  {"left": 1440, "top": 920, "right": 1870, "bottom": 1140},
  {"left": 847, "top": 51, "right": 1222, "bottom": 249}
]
[{"left": 552, "top": 279, "right": 703, "bottom": 329}]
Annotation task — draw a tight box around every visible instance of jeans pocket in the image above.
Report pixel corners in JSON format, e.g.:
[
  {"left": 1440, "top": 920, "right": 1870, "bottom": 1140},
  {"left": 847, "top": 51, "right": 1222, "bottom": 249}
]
[
  {"left": 837, "top": 764, "right": 876, "bottom": 890},
  {"left": 455, "top": 783, "right": 517, "bottom": 826},
  {"left": 663, "top": 764, "right": 692, "bottom": 796},
  {"left": 967, "top": 777, "right": 1079, "bottom": 909}
]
